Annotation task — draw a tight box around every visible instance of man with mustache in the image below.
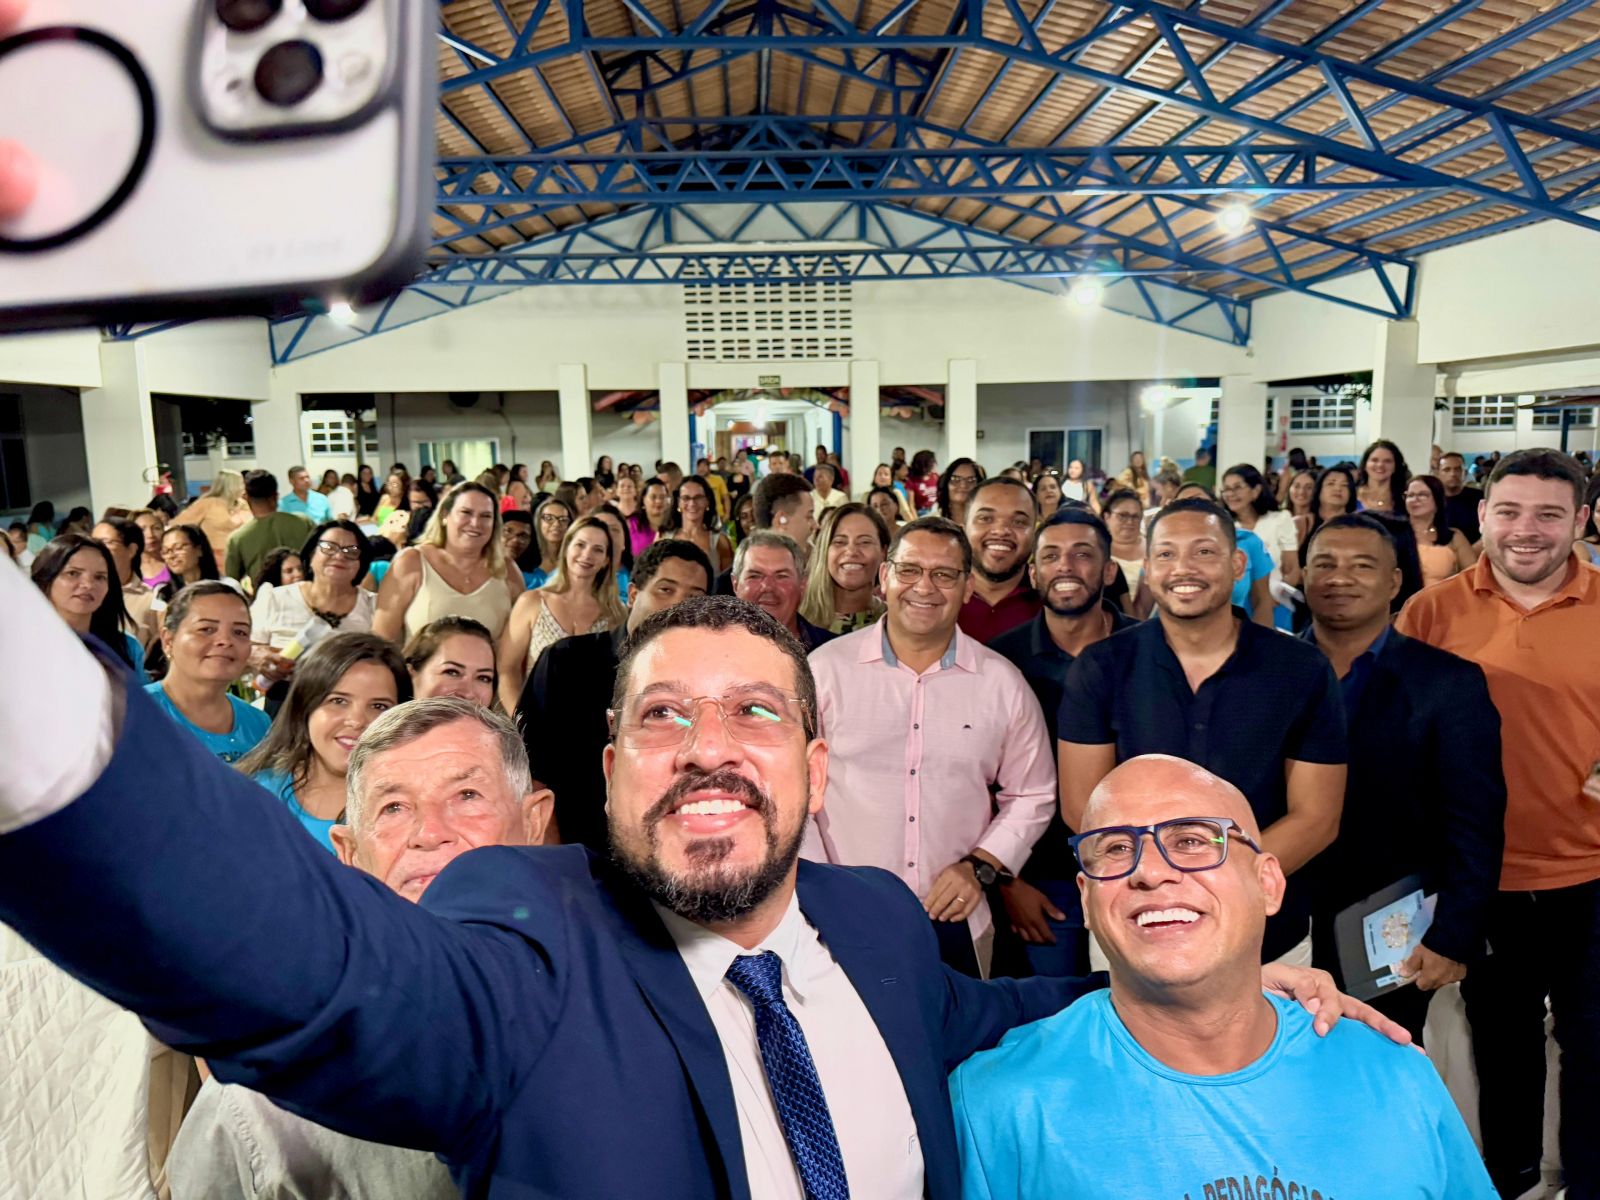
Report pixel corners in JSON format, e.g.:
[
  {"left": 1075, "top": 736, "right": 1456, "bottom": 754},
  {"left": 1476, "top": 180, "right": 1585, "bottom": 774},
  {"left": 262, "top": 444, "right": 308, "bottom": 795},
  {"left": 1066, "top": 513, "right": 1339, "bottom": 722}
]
[
  {"left": 1397, "top": 448, "right": 1600, "bottom": 1200},
  {"left": 0, "top": 567, "right": 1397, "bottom": 1200},
  {"left": 957, "top": 478, "right": 1041, "bottom": 642},
  {"left": 988, "top": 508, "right": 1135, "bottom": 977},
  {"left": 1058, "top": 497, "right": 1347, "bottom": 964}
]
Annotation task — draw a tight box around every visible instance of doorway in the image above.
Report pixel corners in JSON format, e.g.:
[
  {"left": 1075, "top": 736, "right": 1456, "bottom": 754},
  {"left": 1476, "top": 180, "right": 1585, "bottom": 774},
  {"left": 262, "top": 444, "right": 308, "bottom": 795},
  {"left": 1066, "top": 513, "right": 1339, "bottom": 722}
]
[
  {"left": 417, "top": 440, "right": 499, "bottom": 480},
  {"left": 1028, "top": 427, "right": 1104, "bottom": 472}
]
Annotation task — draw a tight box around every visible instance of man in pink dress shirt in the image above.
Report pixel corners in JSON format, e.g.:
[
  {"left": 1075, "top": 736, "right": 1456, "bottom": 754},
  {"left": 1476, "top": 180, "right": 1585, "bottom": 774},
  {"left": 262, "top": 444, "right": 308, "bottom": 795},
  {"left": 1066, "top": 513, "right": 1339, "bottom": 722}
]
[{"left": 806, "top": 517, "right": 1057, "bottom": 976}]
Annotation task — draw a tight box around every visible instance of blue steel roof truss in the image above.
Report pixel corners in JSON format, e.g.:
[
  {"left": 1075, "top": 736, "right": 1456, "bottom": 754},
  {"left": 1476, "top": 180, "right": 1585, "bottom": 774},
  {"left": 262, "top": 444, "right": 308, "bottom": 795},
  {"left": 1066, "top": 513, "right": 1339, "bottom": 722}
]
[{"left": 272, "top": 0, "right": 1600, "bottom": 360}]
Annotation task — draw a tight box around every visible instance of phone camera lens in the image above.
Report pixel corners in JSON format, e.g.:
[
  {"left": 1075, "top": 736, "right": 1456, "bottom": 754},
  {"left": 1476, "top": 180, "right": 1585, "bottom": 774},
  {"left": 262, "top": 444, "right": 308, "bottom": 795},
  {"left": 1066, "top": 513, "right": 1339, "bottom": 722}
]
[
  {"left": 215, "top": 0, "right": 282, "bottom": 33},
  {"left": 304, "top": 0, "right": 370, "bottom": 20},
  {"left": 254, "top": 40, "right": 324, "bottom": 107}
]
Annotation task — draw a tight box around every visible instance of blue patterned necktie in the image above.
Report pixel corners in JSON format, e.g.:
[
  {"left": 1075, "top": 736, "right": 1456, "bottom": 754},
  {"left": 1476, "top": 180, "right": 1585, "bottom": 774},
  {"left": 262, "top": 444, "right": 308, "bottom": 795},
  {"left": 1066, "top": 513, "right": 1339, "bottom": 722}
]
[{"left": 724, "top": 951, "right": 851, "bottom": 1200}]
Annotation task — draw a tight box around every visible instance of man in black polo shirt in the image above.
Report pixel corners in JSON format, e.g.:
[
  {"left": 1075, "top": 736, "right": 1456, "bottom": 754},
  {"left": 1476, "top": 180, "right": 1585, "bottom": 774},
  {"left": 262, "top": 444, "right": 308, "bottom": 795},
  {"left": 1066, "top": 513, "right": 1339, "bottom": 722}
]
[
  {"left": 1438, "top": 451, "right": 1483, "bottom": 546},
  {"left": 988, "top": 508, "right": 1134, "bottom": 977},
  {"left": 515, "top": 539, "right": 712, "bottom": 851},
  {"left": 1057, "top": 497, "right": 1346, "bottom": 962},
  {"left": 1302, "top": 514, "right": 1504, "bottom": 1039}
]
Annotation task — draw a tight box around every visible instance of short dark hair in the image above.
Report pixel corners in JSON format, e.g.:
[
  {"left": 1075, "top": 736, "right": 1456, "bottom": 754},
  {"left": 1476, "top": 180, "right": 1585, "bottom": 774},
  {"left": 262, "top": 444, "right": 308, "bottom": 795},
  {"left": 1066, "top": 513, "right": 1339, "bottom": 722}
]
[
  {"left": 253, "top": 546, "right": 303, "bottom": 591},
  {"left": 1221, "top": 463, "right": 1278, "bottom": 516},
  {"left": 162, "top": 580, "right": 250, "bottom": 633},
  {"left": 1037, "top": 507, "right": 1112, "bottom": 559},
  {"left": 1102, "top": 487, "right": 1146, "bottom": 514},
  {"left": 299, "top": 519, "right": 373, "bottom": 586},
  {"left": 501, "top": 510, "right": 533, "bottom": 528},
  {"left": 96, "top": 514, "right": 144, "bottom": 558},
  {"left": 970, "top": 475, "right": 1038, "bottom": 517},
  {"left": 753, "top": 474, "right": 813, "bottom": 529},
  {"left": 612, "top": 596, "right": 817, "bottom": 740},
  {"left": 401, "top": 615, "right": 497, "bottom": 682},
  {"left": 1440, "top": 451, "right": 1466, "bottom": 466},
  {"left": 631, "top": 537, "right": 713, "bottom": 594},
  {"left": 1303, "top": 512, "right": 1398, "bottom": 562},
  {"left": 888, "top": 515, "right": 972, "bottom": 573},
  {"left": 244, "top": 471, "right": 279, "bottom": 501},
  {"left": 1486, "top": 447, "right": 1587, "bottom": 510},
  {"left": 1146, "top": 497, "right": 1238, "bottom": 550}
]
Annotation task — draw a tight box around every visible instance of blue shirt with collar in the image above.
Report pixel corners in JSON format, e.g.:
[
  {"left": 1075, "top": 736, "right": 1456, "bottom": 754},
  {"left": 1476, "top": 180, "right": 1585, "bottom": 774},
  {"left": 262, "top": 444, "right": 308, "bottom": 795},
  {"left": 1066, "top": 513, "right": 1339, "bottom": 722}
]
[
  {"left": 280, "top": 491, "right": 331, "bottom": 523},
  {"left": 1302, "top": 623, "right": 1392, "bottom": 717}
]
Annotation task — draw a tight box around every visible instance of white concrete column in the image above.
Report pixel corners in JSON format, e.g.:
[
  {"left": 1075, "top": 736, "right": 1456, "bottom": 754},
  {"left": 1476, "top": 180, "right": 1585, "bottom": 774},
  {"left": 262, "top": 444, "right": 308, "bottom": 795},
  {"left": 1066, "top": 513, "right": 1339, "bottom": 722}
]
[
  {"left": 946, "top": 359, "right": 978, "bottom": 465},
  {"left": 1216, "top": 377, "right": 1269, "bottom": 479},
  {"left": 80, "top": 340, "right": 157, "bottom": 514},
  {"left": 557, "top": 363, "right": 593, "bottom": 480},
  {"left": 1514, "top": 394, "right": 1537, "bottom": 451},
  {"left": 658, "top": 362, "right": 691, "bottom": 469},
  {"left": 1370, "top": 320, "right": 1437, "bottom": 470},
  {"left": 848, "top": 360, "right": 880, "bottom": 496},
  {"left": 253, "top": 373, "right": 305, "bottom": 484}
]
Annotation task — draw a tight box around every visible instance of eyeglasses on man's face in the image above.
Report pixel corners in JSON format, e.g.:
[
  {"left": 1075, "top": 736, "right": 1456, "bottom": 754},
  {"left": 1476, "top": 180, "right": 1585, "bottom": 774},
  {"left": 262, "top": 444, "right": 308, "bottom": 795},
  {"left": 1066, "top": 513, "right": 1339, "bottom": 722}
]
[
  {"left": 608, "top": 689, "right": 811, "bottom": 749},
  {"left": 1069, "top": 817, "right": 1260, "bottom": 881},
  {"left": 886, "top": 561, "right": 967, "bottom": 589}
]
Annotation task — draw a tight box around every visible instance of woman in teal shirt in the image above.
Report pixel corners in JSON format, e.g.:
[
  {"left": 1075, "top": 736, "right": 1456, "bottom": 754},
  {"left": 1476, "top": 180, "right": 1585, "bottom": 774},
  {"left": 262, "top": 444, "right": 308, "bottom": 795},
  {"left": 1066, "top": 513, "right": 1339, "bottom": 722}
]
[
  {"left": 237, "top": 631, "right": 411, "bottom": 852},
  {"left": 145, "top": 581, "right": 271, "bottom": 762}
]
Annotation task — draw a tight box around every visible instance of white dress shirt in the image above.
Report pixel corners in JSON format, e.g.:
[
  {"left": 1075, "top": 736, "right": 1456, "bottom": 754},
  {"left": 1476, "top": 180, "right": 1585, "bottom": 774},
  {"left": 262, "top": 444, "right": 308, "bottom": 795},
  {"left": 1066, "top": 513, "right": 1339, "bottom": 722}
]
[{"left": 655, "top": 894, "right": 924, "bottom": 1200}]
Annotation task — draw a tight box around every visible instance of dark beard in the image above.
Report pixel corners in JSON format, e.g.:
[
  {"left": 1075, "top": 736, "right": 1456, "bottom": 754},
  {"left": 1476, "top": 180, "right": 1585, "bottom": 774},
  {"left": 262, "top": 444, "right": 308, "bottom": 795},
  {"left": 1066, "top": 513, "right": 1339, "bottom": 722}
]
[
  {"left": 1042, "top": 581, "right": 1104, "bottom": 618},
  {"left": 973, "top": 560, "right": 1026, "bottom": 586},
  {"left": 608, "top": 768, "right": 805, "bottom": 925}
]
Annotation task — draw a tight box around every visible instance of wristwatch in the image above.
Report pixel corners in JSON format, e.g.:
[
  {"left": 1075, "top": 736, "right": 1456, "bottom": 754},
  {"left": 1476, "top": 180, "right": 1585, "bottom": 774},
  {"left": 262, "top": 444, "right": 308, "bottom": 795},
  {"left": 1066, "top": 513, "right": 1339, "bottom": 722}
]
[{"left": 960, "top": 854, "right": 1014, "bottom": 888}]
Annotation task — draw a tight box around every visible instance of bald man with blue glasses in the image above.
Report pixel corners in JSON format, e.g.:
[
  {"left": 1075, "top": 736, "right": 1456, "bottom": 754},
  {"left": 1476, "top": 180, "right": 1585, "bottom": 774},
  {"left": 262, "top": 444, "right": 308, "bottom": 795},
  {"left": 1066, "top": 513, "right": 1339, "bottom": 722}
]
[{"left": 951, "top": 755, "right": 1494, "bottom": 1200}]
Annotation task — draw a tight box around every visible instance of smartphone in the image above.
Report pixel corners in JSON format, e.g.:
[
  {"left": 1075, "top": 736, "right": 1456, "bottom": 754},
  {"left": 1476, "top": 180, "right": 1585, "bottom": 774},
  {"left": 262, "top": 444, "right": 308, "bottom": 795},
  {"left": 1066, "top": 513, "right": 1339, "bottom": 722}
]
[{"left": 0, "top": 0, "right": 434, "bottom": 331}]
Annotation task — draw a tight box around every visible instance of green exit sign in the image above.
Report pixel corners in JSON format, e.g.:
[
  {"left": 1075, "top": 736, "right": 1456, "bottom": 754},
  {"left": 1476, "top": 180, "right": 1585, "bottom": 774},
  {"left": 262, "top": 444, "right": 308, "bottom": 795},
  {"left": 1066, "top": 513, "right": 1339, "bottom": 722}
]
[{"left": 758, "top": 374, "right": 782, "bottom": 388}]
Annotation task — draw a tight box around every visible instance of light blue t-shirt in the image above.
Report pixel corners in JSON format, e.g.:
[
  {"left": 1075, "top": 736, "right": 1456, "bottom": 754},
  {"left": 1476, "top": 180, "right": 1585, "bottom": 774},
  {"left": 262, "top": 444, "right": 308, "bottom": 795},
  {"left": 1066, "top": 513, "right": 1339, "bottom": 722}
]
[
  {"left": 123, "top": 633, "right": 148, "bottom": 683},
  {"left": 249, "top": 768, "right": 339, "bottom": 853},
  {"left": 951, "top": 991, "right": 1494, "bottom": 1200},
  {"left": 280, "top": 491, "right": 332, "bottom": 523},
  {"left": 145, "top": 684, "right": 272, "bottom": 763},
  {"left": 1231, "top": 527, "right": 1273, "bottom": 611}
]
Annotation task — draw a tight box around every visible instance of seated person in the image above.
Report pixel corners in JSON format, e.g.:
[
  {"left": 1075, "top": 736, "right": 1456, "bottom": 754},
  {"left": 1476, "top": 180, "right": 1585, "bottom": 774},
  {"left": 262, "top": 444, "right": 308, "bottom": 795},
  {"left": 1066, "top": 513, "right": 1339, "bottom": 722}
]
[
  {"left": 951, "top": 754, "right": 1494, "bottom": 1200},
  {"left": 146, "top": 582, "right": 271, "bottom": 763},
  {"left": 169, "top": 698, "right": 553, "bottom": 1199}
]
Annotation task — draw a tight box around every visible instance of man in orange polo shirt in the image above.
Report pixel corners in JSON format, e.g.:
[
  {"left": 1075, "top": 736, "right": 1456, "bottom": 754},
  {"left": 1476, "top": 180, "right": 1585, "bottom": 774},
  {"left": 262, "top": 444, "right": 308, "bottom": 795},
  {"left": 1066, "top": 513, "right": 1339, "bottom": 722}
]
[{"left": 1396, "top": 448, "right": 1600, "bottom": 1200}]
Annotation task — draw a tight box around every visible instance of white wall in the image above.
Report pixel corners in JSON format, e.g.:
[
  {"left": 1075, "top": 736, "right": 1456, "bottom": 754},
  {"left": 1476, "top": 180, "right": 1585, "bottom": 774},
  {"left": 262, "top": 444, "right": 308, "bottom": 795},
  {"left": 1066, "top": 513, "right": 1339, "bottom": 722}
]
[
  {"left": 141, "top": 320, "right": 271, "bottom": 401},
  {"left": 0, "top": 330, "right": 102, "bottom": 388},
  {"left": 972, "top": 381, "right": 1137, "bottom": 475}
]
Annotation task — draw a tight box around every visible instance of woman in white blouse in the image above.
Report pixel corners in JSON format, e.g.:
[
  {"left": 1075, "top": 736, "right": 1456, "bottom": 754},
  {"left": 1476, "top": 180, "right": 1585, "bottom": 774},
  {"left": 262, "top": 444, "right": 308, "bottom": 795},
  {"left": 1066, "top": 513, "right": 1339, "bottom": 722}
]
[
  {"left": 1220, "top": 463, "right": 1301, "bottom": 628},
  {"left": 250, "top": 520, "right": 377, "bottom": 699}
]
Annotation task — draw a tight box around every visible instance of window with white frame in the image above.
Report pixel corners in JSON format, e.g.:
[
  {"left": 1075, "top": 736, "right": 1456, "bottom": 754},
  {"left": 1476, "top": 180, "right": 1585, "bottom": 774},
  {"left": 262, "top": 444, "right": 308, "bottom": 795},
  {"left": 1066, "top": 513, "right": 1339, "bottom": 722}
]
[
  {"left": 1531, "top": 406, "right": 1596, "bottom": 429},
  {"left": 1451, "top": 395, "right": 1518, "bottom": 430},
  {"left": 307, "top": 416, "right": 369, "bottom": 455},
  {"left": 1288, "top": 393, "right": 1355, "bottom": 433}
]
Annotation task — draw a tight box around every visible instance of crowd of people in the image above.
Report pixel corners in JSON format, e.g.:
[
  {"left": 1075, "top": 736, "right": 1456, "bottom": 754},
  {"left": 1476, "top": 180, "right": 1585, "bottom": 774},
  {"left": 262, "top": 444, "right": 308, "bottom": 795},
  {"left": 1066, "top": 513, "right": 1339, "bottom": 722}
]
[{"left": 0, "top": 433, "right": 1597, "bottom": 1200}]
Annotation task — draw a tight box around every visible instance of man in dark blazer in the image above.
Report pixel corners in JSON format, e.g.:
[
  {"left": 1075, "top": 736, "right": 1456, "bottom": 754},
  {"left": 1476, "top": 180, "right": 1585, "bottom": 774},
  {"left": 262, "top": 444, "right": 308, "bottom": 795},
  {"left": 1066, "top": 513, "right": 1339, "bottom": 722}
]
[
  {"left": 1301, "top": 514, "right": 1506, "bottom": 1039},
  {"left": 517, "top": 537, "right": 712, "bottom": 853},
  {"left": 0, "top": 572, "right": 1391, "bottom": 1200}
]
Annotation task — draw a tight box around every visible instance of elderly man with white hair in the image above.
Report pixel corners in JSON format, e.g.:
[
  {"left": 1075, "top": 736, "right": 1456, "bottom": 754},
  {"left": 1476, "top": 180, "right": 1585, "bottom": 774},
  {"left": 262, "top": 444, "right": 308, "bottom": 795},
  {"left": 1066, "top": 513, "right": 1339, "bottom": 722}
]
[
  {"left": 951, "top": 754, "right": 1496, "bottom": 1200},
  {"left": 168, "top": 699, "right": 552, "bottom": 1200}
]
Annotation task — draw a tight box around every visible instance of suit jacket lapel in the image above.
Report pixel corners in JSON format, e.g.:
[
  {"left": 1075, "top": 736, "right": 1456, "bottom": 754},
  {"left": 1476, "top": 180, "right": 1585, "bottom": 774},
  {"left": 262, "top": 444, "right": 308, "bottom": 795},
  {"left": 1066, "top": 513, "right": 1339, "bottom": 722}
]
[{"left": 601, "top": 872, "right": 751, "bottom": 1200}]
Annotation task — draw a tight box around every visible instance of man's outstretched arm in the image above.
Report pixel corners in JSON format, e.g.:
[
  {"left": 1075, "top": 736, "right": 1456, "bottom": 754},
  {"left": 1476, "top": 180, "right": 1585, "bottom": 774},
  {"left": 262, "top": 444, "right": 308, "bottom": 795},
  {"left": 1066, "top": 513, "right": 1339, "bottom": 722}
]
[{"left": 0, "top": 559, "right": 557, "bottom": 1162}]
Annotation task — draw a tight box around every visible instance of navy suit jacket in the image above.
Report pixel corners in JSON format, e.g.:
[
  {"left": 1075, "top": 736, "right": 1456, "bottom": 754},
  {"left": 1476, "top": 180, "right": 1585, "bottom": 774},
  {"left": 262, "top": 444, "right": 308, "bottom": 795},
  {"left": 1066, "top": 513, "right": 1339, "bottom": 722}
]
[{"left": 0, "top": 672, "right": 1097, "bottom": 1199}]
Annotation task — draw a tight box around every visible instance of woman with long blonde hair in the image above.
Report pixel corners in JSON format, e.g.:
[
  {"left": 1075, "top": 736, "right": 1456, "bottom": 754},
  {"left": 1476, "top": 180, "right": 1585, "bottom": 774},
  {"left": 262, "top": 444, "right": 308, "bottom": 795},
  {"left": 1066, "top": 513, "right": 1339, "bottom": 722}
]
[
  {"left": 496, "top": 516, "right": 624, "bottom": 711},
  {"left": 799, "top": 502, "right": 890, "bottom": 635},
  {"left": 372, "top": 482, "right": 524, "bottom": 643},
  {"left": 173, "top": 468, "right": 249, "bottom": 568}
]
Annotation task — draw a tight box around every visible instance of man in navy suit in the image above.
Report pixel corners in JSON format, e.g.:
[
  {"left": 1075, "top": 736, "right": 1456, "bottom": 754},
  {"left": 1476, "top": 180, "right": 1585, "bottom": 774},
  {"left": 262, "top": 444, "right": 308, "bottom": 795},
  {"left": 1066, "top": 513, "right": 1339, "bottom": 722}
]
[{"left": 0, "top": 565, "right": 1395, "bottom": 1199}]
